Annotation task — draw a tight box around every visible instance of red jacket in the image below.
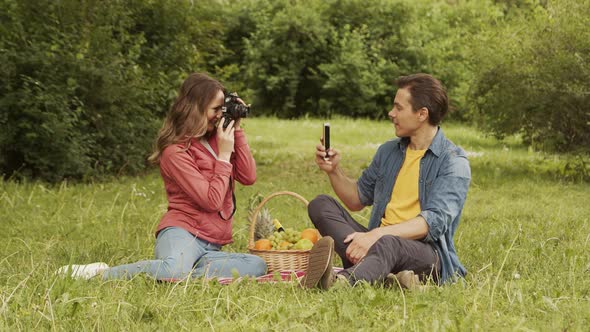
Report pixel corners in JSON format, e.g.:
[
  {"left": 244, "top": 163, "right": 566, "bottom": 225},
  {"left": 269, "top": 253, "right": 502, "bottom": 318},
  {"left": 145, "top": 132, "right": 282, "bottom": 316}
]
[{"left": 156, "top": 129, "right": 256, "bottom": 245}]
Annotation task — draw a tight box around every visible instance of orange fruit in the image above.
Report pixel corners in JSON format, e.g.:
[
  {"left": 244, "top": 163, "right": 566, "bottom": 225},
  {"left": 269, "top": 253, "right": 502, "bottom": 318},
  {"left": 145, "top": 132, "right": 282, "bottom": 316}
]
[
  {"left": 278, "top": 241, "right": 292, "bottom": 250},
  {"left": 254, "top": 239, "right": 272, "bottom": 250},
  {"left": 300, "top": 228, "right": 320, "bottom": 244}
]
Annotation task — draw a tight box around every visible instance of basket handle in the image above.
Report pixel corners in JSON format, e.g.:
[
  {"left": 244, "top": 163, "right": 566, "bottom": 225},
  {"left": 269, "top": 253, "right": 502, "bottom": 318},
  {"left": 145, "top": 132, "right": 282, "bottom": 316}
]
[{"left": 248, "top": 191, "right": 309, "bottom": 249}]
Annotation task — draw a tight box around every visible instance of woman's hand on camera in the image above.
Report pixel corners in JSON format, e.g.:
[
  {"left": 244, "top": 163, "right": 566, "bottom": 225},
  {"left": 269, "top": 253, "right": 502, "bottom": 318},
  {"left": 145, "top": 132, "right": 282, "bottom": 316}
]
[
  {"left": 233, "top": 97, "right": 249, "bottom": 130},
  {"left": 315, "top": 138, "right": 340, "bottom": 173},
  {"left": 217, "top": 119, "right": 235, "bottom": 162}
]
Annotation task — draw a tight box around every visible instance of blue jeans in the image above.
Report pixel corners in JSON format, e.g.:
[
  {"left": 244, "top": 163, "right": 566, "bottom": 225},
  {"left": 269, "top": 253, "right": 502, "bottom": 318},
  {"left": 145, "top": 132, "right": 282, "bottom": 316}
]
[{"left": 102, "top": 227, "right": 267, "bottom": 280}]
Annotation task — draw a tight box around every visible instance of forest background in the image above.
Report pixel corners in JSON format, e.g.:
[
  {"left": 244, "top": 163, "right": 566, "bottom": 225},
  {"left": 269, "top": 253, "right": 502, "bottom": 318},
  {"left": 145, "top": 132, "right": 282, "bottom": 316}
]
[{"left": 1, "top": 0, "right": 588, "bottom": 183}]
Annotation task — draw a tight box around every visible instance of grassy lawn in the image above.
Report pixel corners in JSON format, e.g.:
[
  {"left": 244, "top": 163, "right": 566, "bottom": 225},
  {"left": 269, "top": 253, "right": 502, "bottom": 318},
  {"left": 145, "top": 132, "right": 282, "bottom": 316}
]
[{"left": 1, "top": 118, "right": 589, "bottom": 330}]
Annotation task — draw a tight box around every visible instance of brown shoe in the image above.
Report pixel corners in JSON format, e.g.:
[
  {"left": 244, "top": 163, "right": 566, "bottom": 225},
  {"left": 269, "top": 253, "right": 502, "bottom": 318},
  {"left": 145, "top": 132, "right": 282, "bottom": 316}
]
[
  {"left": 321, "top": 272, "right": 350, "bottom": 290},
  {"left": 385, "top": 270, "right": 424, "bottom": 291},
  {"left": 300, "top": 236, "right": 334, "bottom": 289},
  {"left": 318, "top": 246, "right": 335, "bottom": 290}
]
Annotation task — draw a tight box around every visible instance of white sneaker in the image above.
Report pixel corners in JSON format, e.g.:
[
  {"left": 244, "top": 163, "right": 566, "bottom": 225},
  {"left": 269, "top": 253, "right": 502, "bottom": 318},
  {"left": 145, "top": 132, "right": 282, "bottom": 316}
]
[{"left": 56, "top": 262, "right": 109, "bottom": 279}]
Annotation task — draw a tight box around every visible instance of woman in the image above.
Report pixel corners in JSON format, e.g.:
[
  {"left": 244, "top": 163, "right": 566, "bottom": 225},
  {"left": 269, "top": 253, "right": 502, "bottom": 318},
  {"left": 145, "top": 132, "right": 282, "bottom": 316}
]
[{"left": 58, "top": 73, "right": 267, "bottom": 281}]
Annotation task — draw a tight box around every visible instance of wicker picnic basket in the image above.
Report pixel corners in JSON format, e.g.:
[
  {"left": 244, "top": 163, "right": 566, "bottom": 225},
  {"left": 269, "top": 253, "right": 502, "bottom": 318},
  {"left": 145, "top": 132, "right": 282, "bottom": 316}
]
[{"left": 248, "top": 191, "right": 311, "bottom": 273}]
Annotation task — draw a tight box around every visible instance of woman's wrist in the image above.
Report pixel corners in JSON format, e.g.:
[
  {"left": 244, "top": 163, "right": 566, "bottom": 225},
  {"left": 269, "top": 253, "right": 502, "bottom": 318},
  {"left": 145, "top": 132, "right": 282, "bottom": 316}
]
[{"left": 218, "top": 152, "right": 232, "bottom": 162}]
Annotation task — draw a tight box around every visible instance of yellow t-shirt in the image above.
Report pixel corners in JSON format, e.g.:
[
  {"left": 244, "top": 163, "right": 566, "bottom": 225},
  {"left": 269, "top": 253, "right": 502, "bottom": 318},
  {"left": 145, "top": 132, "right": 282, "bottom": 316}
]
[{"left": 381, "top": 148, "right": 427, "bottom": 227}]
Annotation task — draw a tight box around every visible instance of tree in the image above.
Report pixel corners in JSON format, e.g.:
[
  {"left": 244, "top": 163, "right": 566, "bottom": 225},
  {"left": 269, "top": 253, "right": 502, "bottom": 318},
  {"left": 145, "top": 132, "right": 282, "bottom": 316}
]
[{"left": 468, "top": 0, "right": 590, "bottom": 152}]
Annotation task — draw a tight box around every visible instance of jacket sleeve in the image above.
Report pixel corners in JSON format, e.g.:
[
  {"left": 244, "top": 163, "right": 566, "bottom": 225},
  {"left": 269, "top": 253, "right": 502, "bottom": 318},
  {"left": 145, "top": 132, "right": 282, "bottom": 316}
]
[
  {"left": 231, "top": 129, "right": 256, "bottom": 185},
  {"left": 160, "top": 146, "right": 232, "bottom": 212},
  {"left": 420, "top": 152, "right": 471, "bottom": 243}
]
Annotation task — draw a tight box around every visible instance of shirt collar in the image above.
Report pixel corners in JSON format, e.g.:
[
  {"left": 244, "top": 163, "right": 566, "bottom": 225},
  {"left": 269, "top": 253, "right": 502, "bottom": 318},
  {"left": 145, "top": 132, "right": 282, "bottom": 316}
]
[
  {"left": 397, "top": 127, "right": 444, "bottom": 157},
  {"left": 428, "top": 127, "right": 445, "bottom": 157}
]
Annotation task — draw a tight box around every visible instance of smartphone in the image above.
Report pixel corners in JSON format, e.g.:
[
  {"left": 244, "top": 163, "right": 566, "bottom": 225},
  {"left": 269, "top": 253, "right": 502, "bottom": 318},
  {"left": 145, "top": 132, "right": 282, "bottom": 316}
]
[{"left": 323, "top": 122, "right": 330, "bottom": 158}]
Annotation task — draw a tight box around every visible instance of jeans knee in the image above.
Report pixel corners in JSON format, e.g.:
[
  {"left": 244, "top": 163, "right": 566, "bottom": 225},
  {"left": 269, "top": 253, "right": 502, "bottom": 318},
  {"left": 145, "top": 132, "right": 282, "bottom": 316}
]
[
  {"left": 308, "top": 195, "right": 336, "bottom": 224},
  {"left": 250, "top": 256, "right": 267, "bottom": 276},
  {"left": 235, "top": 255, "right": 267, "bottom": 277},
  {"left": 157, "top": 256, "right": 195, "bottom": 279}
]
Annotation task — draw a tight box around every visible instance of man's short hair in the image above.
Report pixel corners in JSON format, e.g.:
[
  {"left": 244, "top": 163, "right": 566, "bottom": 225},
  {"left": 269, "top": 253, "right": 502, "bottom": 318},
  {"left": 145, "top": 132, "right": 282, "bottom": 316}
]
[{"left": 396, "top": 73, "right": 448, "bottom": 126}]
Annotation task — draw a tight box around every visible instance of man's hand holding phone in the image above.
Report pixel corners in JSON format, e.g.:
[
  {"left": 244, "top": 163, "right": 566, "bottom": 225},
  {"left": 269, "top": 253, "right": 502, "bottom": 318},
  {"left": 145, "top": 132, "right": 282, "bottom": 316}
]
[{"left": 315, "top": 122, "right": 340, "bottom": 173}]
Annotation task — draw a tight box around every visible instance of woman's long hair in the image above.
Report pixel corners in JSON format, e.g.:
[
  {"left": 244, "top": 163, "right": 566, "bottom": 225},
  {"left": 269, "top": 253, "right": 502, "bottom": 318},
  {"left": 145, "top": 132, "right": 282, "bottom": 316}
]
[{"left": 148, "top": 73, "right": 224, "bottom": 164}]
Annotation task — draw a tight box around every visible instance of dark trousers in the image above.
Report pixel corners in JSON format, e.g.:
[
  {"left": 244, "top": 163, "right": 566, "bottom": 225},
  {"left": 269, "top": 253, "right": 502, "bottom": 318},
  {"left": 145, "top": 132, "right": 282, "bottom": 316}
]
[{"left": 308, "top": 195, "right": 440, "bottom": 284}]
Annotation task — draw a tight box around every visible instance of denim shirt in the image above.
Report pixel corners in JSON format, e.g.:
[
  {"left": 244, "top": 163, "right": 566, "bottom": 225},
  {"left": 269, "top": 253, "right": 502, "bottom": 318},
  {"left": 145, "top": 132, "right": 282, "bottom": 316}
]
[{"left": 357, "top": 128, "right": 471, "bottom": 283}]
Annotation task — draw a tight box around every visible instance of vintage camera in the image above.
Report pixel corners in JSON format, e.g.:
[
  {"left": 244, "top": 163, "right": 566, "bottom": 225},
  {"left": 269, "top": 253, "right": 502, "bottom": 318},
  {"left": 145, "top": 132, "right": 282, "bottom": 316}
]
[{"left": 222, "top": 92, "right": 250, "bottom": 128}]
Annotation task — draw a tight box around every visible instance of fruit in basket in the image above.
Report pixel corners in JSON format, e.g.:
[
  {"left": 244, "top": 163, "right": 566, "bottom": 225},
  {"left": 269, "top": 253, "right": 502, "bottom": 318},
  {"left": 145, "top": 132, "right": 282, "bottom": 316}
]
[
  {"left": 300, "top": 228, "right": 320, "bottom": 244},
  {"left": 293, "top": 238, "right": 314, "bottom": 250},
  {"left": 278, "top": 241, "right": 293, "bottom": 250},
  {"left": 252, "top": 207, "right": 274, "bottom": 241},
  {"left": 284, "top": 228, "right": 302, "bottom": 243},
  {"left": 254, "top": 239, "right": 272, "bottom": 250},
  {"left": 269, "top": 227, "right": 300, "bottom": 249},
  {"left": 268, "top": 233, "right": 281, "bottom": 249},
  {"left": 263, "top": 226, "right": 320, "bottom": 250}
]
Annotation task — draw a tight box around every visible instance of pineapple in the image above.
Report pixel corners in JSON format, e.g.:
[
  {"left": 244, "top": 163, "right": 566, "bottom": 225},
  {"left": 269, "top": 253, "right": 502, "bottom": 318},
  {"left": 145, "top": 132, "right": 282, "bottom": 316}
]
[
  {"left": 247, "top": 193, "right": 275, "bottom": 241},
  {"left": 253, "top": 207, "right": 274, "bottom": 241}
]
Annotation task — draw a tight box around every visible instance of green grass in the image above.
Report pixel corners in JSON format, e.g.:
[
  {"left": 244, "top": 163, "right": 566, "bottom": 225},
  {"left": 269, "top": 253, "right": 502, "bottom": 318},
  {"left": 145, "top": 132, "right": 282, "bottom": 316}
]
[{"left": 1, "top": 118, "right": 589, "bottom": 330}]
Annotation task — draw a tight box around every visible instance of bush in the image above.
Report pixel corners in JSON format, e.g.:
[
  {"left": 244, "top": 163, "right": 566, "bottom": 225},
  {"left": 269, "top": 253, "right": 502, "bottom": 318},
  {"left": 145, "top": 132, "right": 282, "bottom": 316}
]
[
  {"left": 0, "top": 1, "right": 149, "bottom": 181},
  {"left": 0, "top": 0, "right": 226, "bottom": 182},
  {"left": 319, "top": 24, "right": 399, "bottom": 118},
  {"left": 241, "top": 0, "right": 332, "bottom": 118},
  {"left": 468, "top": 0, "right": 590, "bottom": 153},
  {"left": 319, "top": 0, "right": 410, "bottom": 118}
]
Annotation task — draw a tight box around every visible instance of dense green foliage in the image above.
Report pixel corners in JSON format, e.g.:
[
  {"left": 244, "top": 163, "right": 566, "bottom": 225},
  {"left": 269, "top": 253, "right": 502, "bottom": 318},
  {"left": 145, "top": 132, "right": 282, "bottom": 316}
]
[
  {"left": 0, "top": 0, "right": 226, "bottom": 181},
  {"left": 468, "top": 0, "right": 590, "bottom": 153},
  {"left": 1, "top": 0, "right": 588, "bottom": 182},
  {"left": 1, "top": 119, "right": 589, "bottom": 330}
]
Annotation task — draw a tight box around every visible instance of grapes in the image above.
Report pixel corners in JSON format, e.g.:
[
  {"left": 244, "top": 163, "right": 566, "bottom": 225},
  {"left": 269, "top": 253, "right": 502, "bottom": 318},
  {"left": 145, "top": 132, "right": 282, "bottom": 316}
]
[{"left": 268, "top": 228, "right": 301, "bottom": 250}]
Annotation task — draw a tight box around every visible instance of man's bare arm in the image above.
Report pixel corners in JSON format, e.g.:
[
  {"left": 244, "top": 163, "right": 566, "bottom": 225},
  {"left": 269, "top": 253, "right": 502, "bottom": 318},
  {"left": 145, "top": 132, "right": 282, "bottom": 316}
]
[
  {"left": 373, "top": 216, "right": 429, "bottom": 240},
  {"left": 327, "top": 166, "right": 364, "bottom": 211}
]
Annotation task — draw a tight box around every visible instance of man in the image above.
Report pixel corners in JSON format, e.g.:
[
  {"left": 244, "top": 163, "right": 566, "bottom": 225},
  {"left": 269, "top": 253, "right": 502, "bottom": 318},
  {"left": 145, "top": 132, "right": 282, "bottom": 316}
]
[{"left": 301, "top": 73, "right": 471, "bottom": 290}]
